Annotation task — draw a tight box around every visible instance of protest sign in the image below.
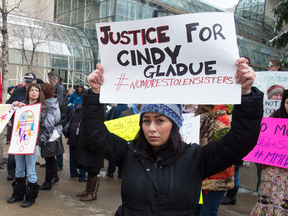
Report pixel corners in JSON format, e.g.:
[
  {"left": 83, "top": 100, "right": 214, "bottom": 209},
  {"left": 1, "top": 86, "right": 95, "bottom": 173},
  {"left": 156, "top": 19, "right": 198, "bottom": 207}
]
[
  {"left": 96, "top": 13, "right": 240, "bottom": 104},
  {"left": 263, "top": 100, "right": 281, "bottom": 117},
  {"left": 105, "top": 113, "right": 200, "bottom": 144},
  {"left": 104, "top": 114, "right": 140, "bottom": 141},
  {"left": 8, "top": 103, "right": 41, "bottom": 155},
  {"left": 243, "top": 117, "right": 288, "bottom": 169},
  {"left": 254, "top": 71, "right": 288, "bottom": 98},
  {"left": 180, "top": 114, "right": 200, "bottom": 144},
  {"left": 0, "top": 105, "right": 16, "bottom": 134}
]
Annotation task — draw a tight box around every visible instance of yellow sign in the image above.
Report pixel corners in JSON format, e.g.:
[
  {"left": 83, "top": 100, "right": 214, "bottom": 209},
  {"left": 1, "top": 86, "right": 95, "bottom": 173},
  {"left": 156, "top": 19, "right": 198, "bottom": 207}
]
[{"left": 104, "top": 114, "right": 140, "bottom": 141}]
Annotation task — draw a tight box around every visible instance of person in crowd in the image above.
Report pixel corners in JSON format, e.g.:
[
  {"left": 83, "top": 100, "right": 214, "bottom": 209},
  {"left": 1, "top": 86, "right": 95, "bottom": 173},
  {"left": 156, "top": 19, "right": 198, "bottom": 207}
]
[
  {"left": 193, "top": 104, "right": 234, "bottom": 216},
  {"left": 39, "top": 83, "right": 62, "bottom": 190},
  {"left": 250, "top": 90, "right": 288, "bottom": 215},
  {"left": 221, "top": 56, "right": 252, "bottom": 206},
  {"left": 267, "top": 84, "right": 285, "bottom": 100},
  {"left": 67, "top": 83, "right": 84, "bottom": 110},
  {"left": 36, "top": 78, "right": 44, "bottom": 84},
  {"left": 105, "top": 104, "right": 129, "bottom": 179},
  {"left": 46, "top": 70, "right": 67, "bottom": 172},
  {"left": 81, "top": 58, "right": 263, "bottom": 215},
  {"left": 6, "top": 86, "right": 15, "bottom": 145},
  {"left": 67, "top": 88, "right": 74, "bottom": 98},
  {"left": 15, "top": 83, "right": 23, "bottom": 89},
  {"left": 267, "top": 59, "right": 285, "bottom": 71},
  {"left": 74, "top": 103, "right": 104, "bottom": 201},
  {"left": 6, "top": 73, "right": 37, "bottom": 181},
  {"left": 7, "top": 86, "right": 15, "bottom": 101},
  {"left": 67, "top": 103, "right": 87, "bottom": 182},
  {"left": 7, "top": 83, "right": 47, "bottom": 207}
]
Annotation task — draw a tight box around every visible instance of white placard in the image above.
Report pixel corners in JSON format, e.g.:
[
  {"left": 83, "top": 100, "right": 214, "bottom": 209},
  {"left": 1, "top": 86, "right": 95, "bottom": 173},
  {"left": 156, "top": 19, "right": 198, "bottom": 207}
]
[
  {"left": 254, "top": 71, "right": 288, "bottom": 98},
  {"left": 180, "top": 114, "right": 200, "bottom": 144},
  {"left": 0, "top": 105, "right": 16, "bottom": 134},
  {"left": 96, "top": 13, "right": 241, "bottom": 104},
  {"left": 8, "top": 103, "right": 41, "bottom": 155},
  {"left": 263, "top": 99, "right": 281, "bottom": 117}
]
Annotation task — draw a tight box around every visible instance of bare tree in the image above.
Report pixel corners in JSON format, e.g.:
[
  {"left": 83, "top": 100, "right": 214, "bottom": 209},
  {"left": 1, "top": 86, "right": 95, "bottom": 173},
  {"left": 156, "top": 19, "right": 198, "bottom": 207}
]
[{"left": 0, "top": 0, "right": 23, "bottom": 164}]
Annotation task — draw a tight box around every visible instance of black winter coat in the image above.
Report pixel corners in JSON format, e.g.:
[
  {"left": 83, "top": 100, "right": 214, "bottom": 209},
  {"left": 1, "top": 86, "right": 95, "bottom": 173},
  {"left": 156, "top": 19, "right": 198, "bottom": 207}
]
[
  {"left": 54, "top": 81, "right": 67, "bottom": 127},
  {"left": 82, "top": 87, "right": 263, "bottom": 216},
  {"left": 67, "top": 103, "right": 82, "bottom": 146}
]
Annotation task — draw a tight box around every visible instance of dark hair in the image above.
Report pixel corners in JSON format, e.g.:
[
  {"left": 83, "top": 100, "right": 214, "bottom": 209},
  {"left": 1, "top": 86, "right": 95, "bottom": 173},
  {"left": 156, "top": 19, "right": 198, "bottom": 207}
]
[
  {"left": 270, "top": 59, "right": 285, "bottom": 71},
  {"left": 25, "top": 83, "right": 46, "bottom": 107},
  {"left": 241, "top": 56, "right": 250, "bottom": 66},
  {"left": 278, "top": 90, "right": 288, "bottom": 118},
  {"left": 41, "top": 83, "right": 55, "bottom": 99},
  {"left": 134, "top": 120, "right": 185, "bottom": 166}
]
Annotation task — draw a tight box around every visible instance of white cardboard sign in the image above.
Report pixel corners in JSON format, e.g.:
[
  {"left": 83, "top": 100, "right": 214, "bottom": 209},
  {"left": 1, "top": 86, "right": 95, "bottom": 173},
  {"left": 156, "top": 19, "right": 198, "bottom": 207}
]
[
  {"left": 180, "top": 114, "right": 200, "bottom": 144},
  {"left": 8, "top": 103, "right": 41, "bottom": 155},
  {"left": 0, "top": 105, "right": 16, "bottom": 134},
  {"left": 263, "top": 100, "right": 281, "bottom": 117},
  {"left": 254, "top": 71, "right": 288, "bottom": 98},
  {"left": 96, "top": 13, "right": 241, "bottom": 104}
]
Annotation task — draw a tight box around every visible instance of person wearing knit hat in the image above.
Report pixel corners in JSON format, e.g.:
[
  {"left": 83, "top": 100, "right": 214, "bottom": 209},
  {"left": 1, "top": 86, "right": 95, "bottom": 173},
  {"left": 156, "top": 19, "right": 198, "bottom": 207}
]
[
  {"left": 81, "top": 58, "right": 264, "bottom": 215},
  {"left": 267, "top": 84, "right": 285, "bottom": 100}
]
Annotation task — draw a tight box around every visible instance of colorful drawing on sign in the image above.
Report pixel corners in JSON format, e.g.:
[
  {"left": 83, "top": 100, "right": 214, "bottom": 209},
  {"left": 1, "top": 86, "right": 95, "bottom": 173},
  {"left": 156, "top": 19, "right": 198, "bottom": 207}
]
[
  {"left": 0, "top": 104, "right": 16, "bottom": 134},
  {"left": 15, "top": 110, "right": 35, "bottom": 151},
  {"left": 8, "top": 103, "right": 41, "bottom": 155},
  {"left": 243, "top": 117, "right": 288, "bottom": 169}
]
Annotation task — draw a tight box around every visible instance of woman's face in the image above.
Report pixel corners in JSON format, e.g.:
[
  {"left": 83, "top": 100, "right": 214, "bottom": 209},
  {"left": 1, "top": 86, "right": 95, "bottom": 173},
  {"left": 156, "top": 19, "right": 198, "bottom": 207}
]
[
  {"left": 285, "top": 98, "right": 288, "bottom": 114},
  {"left": 271, "top": 93, "right": 283, "bottom": 100},
  {"left": 142, "top": 112, "right": 173, "bottom": 150},
  {"left": 29, "top": 86, "right": 39, "bottom": 101},
  {"left": 268, "top": 61, "right": 280, "bottom": 71},
  {"left": 68, "top": 89, "right": 73, "bottom": 96},
  {"left": 9, "top": 88, "right": 14, "bottom": 95}
]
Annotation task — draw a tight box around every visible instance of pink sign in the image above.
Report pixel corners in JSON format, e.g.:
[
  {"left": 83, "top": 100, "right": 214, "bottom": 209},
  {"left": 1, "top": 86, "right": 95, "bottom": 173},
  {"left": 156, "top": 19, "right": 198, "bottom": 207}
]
[{"left": 243, "top": 117, "right": 288, "bottom": 169}]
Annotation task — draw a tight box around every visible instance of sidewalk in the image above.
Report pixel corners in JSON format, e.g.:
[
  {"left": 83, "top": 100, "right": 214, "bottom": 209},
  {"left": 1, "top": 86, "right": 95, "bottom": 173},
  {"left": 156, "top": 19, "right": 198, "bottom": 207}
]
[{"left": 0, "top": 136, "right": 257, "bottom": 216}]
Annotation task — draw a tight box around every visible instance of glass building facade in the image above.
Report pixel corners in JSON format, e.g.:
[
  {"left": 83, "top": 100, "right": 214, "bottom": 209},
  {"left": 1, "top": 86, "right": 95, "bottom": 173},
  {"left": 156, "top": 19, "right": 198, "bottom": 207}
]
[
  {"left": 54, "top": 0, "right": 285, "bottom": 73},
  {"left": 5, "top": 14, "right": 94, "bottom": 86}
]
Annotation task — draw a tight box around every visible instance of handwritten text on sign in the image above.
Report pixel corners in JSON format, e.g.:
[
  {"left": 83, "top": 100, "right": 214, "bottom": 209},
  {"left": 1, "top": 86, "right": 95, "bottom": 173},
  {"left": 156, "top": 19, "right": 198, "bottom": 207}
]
[
  {"left": 243, "top": 117, "right": 288, "bottom": 169},
  {"left": 254, "top": 71, "right": 288, "bottom": 99},
  {"left": 263, "top": 100, "right": 281, "bottom": 117},
  {"left": 96, "top": 13, "right": 240, "bottom": 104}
]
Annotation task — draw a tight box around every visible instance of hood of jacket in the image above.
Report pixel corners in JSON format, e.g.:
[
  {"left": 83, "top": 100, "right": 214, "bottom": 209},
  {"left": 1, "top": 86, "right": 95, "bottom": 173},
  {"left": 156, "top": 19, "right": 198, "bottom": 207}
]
[{"left": 46, "top": 96, "right": 59, "bottom": 110}]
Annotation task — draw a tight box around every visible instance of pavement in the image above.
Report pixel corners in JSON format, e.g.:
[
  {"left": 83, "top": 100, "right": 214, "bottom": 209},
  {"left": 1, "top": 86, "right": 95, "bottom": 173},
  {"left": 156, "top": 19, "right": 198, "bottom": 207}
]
[{"left": 0, "top": 136, "right": 258, "bottom": 216}]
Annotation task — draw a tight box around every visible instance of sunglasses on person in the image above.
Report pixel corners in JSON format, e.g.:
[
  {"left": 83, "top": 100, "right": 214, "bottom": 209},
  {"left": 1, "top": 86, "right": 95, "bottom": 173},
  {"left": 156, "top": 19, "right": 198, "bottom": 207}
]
[{"left": 267, "top": 64, "right": 274, "bottom": 68}]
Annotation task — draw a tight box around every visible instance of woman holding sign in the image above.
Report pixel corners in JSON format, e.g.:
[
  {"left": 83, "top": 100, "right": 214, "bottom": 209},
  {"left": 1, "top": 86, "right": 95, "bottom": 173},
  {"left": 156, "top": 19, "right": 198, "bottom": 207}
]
[
  {"left": 251, "top": 90, "right": 288, "bottom": 216},
  {"left": 7, "top": 83, "right": 47, "bottom": 208},
  {"left": 82, "top": 57, "right": 263, "bottom": 215}
]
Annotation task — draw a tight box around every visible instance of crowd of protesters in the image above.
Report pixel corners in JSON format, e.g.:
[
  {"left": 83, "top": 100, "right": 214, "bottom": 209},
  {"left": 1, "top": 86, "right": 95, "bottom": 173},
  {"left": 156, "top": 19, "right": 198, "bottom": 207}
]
[{"left": 3, "top": 58, "right": 288, "bottom": 216}]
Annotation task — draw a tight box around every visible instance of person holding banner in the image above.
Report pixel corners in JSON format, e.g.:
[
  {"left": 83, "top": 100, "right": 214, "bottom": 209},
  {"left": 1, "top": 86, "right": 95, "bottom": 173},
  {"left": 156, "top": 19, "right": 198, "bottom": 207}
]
[
  {"left": 250, "top": 90, "right": 288, "bottom": 216},
  {"left": 82, "top": 58, "right": 263, "bottom": 216},
  {"left": 7, "top": 83, "right": 47, "bottom": 208}
]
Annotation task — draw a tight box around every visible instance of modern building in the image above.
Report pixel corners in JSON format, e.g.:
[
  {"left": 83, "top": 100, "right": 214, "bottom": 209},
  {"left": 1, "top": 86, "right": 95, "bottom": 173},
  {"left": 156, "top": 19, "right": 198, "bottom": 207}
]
[{"left": 5, "top": 0, "right": 286, "bottom": 88}]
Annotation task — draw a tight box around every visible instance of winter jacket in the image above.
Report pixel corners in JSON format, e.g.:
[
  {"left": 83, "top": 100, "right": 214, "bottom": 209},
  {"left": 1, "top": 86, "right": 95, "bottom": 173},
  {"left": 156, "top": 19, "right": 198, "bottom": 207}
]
[
  {"left": 39, "top": 96, "right": 62, "bottom": 144},
  {"left": 53, "top": 82, "right": 67, "bottom": 127},
  {"left": 67, "top": 103, "right": 82, "bottom": 146},
  {"left": 82, "top": 87, "right": 263, "bottom": 216},
  {"left": 67, "top": 91, "right": 83, "bottom": 110},
  {"left": 107, "top": 104, "right": 129, "bottom": 120},
  {"left": 6, "top": 86, "right": 26, "bottom": 104},
  {"left": 197, "top": 105, "right": 235, "bottom": 191}
]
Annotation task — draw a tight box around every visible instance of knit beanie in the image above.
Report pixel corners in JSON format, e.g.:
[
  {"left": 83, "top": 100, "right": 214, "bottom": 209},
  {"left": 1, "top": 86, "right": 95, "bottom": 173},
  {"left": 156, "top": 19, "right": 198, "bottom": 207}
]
[
  {"left": 267, "top": 85, "right": 285, "bottom": 99},
  {"left": 140, "top": 104, "right": 183, "bottom": 129}
]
